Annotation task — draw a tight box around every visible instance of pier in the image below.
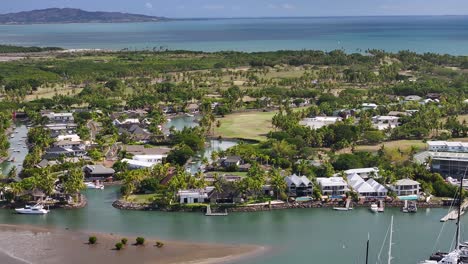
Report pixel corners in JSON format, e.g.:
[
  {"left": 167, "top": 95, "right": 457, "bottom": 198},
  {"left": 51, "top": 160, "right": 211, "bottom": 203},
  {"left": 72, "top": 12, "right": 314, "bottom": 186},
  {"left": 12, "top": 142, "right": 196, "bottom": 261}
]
[{"left": 440, "top": 199, "right": 468, "bottom": 222}]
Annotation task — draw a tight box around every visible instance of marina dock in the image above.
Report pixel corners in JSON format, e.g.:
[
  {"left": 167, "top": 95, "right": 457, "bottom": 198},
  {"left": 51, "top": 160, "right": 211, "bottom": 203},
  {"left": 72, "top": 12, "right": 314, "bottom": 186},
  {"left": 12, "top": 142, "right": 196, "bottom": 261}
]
[{"left": 440, "top": 199, "right": 468, "bottom": 222}]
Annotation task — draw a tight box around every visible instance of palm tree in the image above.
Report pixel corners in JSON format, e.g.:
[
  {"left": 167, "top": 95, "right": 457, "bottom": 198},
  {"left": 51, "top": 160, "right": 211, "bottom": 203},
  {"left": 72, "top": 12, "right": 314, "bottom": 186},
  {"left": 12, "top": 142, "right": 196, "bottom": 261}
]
[{"left": 269, "top": 168, "right": 286, "bottom": 200}]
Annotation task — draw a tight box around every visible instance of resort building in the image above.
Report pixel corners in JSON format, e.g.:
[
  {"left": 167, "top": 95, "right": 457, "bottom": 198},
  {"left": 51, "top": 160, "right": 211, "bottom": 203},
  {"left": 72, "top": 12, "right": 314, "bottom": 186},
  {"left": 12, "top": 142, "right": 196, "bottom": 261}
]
[
  {"left": 371, "top": 116, "right": 400, "bottom": 130},
  {"left": 42, "top": 112, "right": 74, "bottom": 123},
  {"left": 427, "top": 141, "right": 468, "bottom": 153},
  {"left": 299, "top": 116, "right": 343, "bottom": 129},
  {"left": 415, "top": 142, "right": 468, "bottom": 179},
  {"left": 285, "top": 174, "right": 313, "bottom": 197},
  {"left": 178, "top": 189, "right": 210, "bottom": 204},
  {"left": 344, "top": 167, "right": 380, "bottom": 180},
  {"left": 390, "top": 179, "right": 420, "bottom": 196},
  {"left": 316, "top": 177, "right": 349, "bottom": 197}
]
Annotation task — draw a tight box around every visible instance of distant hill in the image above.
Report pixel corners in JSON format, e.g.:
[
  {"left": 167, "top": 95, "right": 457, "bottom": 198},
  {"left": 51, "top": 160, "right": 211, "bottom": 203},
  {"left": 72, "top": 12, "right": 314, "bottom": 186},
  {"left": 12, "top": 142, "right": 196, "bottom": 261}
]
[{"left": 0, "top": 8, "right": 168, "bottom": 24}]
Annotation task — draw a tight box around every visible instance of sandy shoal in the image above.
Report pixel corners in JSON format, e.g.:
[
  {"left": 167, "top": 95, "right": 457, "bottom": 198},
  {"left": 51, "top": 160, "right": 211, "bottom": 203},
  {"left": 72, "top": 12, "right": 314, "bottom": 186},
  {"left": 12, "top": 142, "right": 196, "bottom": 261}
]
[{"left": 0, "top": 224, "right": 267, "bottom": 264}]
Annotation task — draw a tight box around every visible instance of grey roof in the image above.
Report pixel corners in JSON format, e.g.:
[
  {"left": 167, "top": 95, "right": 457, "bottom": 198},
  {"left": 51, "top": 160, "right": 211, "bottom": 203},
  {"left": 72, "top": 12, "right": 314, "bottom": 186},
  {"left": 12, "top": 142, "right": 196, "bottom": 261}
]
[
  {"left": 46, "top": 147, "right": 68, "bottom": 153},
  {"left": 224, "top": 156, "right": 242, "bottom": 163},
  {"left": 84, "top": 165, "right": 115, "bottom": 174},
  {"left": 395, "top": 179, "right": 420, "bottom": 186}
]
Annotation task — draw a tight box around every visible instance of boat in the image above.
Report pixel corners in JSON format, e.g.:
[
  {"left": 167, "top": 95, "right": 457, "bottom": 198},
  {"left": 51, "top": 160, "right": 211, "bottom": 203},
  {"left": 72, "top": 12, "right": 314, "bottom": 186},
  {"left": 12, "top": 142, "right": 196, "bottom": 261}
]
[
  {"left": 185, "top": 113, "right": 194, "bottom": 117},
  {"left": 378, "top": 200, "right": 385, "bottom": 213},
  {"left": 333, "top": 199, "right": 353, "bottom": 211},
  {"left": 85, "top": 182, "right": 104, "bottom": 190},
  {"left": 402, "top": 200, "right": 417, "bottom": 213},
  {"left": 205, "top": 205, "right": 228, "bottom": 216},
  {"left": 9, "top": 157, "right": 15, "bottom": 162},
  {"left": 370, "top": 203, "right": 379, "bottom": 213},
  {"left": 15, "top": 203, "right": 49, "bottom": 215},
  {"left": 419, "top": 174, "right": 467, "bottom": 264}
]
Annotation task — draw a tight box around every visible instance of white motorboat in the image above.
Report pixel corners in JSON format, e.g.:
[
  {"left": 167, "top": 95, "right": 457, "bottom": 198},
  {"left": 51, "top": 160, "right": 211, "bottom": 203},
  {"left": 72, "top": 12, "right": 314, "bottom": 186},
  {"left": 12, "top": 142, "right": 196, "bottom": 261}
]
[
  {"left": 15, "top": 204, "right": 49, "bottom": 215},
  {"left": 370, "top": 203, "right": 379, "bottom": 213},
  {"left": 85, "top": 182, "right": 104, "bottom": 190}
]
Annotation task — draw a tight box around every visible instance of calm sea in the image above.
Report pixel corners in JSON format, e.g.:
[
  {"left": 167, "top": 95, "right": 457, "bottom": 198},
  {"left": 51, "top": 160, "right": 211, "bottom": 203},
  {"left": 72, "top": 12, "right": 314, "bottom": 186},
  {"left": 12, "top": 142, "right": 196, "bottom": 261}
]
[{"left": 1, "top": 16, "right": 468, "bottom": 54}]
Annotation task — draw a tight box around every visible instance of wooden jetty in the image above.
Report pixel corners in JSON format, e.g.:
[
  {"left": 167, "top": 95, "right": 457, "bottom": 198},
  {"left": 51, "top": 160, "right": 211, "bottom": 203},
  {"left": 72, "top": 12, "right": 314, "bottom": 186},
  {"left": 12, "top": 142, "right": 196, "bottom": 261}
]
[
  {"left": 205, "top": 205, "right": 228, "bottom": 216},
  {"left": 440, "top": 199, "right": 468, "bottom": 222}
]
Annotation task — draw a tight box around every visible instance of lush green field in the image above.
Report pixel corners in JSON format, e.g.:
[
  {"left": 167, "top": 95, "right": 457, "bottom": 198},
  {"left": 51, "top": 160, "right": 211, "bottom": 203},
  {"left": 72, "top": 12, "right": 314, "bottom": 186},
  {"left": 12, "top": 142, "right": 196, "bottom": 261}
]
[{"left": 215, "top": 111, "right": 277, "bottom": 141}]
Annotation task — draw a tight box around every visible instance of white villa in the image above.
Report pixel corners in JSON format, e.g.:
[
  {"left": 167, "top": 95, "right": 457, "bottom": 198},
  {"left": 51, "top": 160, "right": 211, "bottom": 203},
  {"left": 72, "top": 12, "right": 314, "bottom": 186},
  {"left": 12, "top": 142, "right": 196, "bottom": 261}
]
[
  {"left": 427, "top": 141, "right": 468, "bottom": 153},
  {"left": 372, "top": 116, "right": 400, "bottom": 130},
  {"left": 361, "top": 103, "right": 378, "bottom": 110},
  {"left": 178, "top": 189, "right": 211, "bottom": 204},
  {"left": 390, "top": 179, "right": 420, "bottom": 197},
  {"left": 344, "top": 167, "right": 380, "bottom": 179},
  {"left": 347, "top": 173, "right": 388, "bottom": 198},
  {"left": 56, "top": 134, "right": 81, "bottom": 142},
  {"left": 316, "top": 177, "right": 349, "bottom": 197},
  {"left": 299, "top": 117, "right": 343, "bottom": 129},
  {"left": 121, "top": 154, "right": 167, "bottom": 170}
]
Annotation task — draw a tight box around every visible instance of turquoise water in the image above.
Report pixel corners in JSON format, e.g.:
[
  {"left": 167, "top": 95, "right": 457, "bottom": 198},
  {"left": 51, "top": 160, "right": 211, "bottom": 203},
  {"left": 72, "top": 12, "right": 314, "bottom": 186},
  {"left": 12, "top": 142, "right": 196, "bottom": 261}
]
[
  {"left": 0, "top": 186, "right": 465, "bottom": 264},
  {"left": 1, "top": 16, "right": 468, "bottom": 54}
]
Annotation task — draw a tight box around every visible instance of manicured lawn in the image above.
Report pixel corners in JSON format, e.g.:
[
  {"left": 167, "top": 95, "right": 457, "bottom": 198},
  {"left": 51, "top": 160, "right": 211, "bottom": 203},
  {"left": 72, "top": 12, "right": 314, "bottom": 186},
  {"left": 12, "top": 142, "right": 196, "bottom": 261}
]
[
  {"left": 125, "top": 194, "right": 158, "bottom": 204},
  {"left": 215, "top": 111, "right": 277, "bottom": 141},
  {"left": 355, "top": 140, "right": 427, "bottom": 153},
  {"left": 208, "top": 171, "right": 248, "bottom": 177}
]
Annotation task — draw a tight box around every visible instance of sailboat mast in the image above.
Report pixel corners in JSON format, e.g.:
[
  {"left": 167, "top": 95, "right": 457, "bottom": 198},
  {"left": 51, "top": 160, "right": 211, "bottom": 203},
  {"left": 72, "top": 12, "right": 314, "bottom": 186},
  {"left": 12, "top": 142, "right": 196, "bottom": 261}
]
[
  {"left": 365, "top": 233, "right": 369, "bottom": 264},
  {"left": 455, "top": 175, "right": 464, "bottom": 250},
  {"left": 388, "top": 215, "right": 393, "bottom": 264}
]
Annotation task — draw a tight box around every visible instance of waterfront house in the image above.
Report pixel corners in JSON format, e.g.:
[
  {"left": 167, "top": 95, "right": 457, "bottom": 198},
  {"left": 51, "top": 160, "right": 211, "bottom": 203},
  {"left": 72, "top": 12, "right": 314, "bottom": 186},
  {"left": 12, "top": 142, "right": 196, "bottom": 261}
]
[
  {"left": 371, "top": 116, "right": 400, "bottom": 130},
  {"left": 121, "top": 154, "right": 167, "bottom": 170},
  {"left": 316, "top": 177, "right": 349, "bottom": 197},
  {"left": 112, "top": 118, "right": 140, "bottom": 126},
  {"left": 208, "top": 183, "right": 243, "bottom": 204},
  {"left": 178, "top": 189, "right": 210, "bottom": 204},
  {"left": 54, "top": 140, "right": 85, "bottom": 150},
  {"left": 347, "top": 174, "right": 388, "bottom": 198},
  {"left": 390, "top": 179, "right": 420, "bottom": 196},
  {"left": 344, "top": 167, "right": 380, "bottom": 180},
  {"left": 44, "top": 146, "right": 87, "bottom": 159},
  {"left": 118, "top": 124, "right": 152, "bottom": 143},
  {"left": 83, "top": 165, "right": 115, "bottom": 180},
  {"left": 56, "top": 134, "right": 81, "bottom": 142},
  {"left": 285, "top": 174, "right": 313, "bottom": 197},
  {"left": 217, "top": 156, "right": 245, "bottom": 170},
  {"left": 299, "top": 116, "right": 343, "bottom": 129}
]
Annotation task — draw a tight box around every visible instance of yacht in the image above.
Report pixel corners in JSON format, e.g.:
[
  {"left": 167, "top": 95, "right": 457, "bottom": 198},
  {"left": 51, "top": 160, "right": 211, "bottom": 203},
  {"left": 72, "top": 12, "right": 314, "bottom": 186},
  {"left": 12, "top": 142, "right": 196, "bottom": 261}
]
[
  {"left": 370, "top": 203, "right": 379, "bottom": 213},
  {"left": 420, "top": 175, "right": 467, "bottom": 264},
  {"left": 15, "top": 203, "right": 49, "bottom": 215},
  {"left": 402, "top": 200, "right": 417, "bottom": 213},
  {"left": 85, "top": 182, "right": 104, "bottom": 190}
]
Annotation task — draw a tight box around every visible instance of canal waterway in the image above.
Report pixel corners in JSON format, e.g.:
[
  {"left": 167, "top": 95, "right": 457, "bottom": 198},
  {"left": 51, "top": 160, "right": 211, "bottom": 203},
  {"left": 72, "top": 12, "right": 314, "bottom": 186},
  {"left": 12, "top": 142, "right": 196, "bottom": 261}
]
[
  {"left": 0, "top": 122, "right": 29, "bottom": 176},
  {"left": 0, "top": 186, "right": 465, "bottom": 264}
]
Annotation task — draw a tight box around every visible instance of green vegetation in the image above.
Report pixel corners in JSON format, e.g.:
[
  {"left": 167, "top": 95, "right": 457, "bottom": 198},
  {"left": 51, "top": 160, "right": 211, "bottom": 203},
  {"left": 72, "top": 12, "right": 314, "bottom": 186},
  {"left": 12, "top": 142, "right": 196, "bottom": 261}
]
[
  {"left": 0, "top": 44, "right": 63, "bottom": 53},
  {"left": 88, "top": 236, "right": 97, "bottom": 245},
  {"left": 155, "top": 241, "right": 164, "bottom": 248},
  {"left": 215, "top": 111, "right": 276, "bottom": 141},
  {"left": 121, "top": 238, "right": 128, "bottom": 245},
  {"left": 115, "top": 242, "right": 124, "bottom": 250},
  {"left": 135, "top": 237, "right": 145, "bottom": 245}
]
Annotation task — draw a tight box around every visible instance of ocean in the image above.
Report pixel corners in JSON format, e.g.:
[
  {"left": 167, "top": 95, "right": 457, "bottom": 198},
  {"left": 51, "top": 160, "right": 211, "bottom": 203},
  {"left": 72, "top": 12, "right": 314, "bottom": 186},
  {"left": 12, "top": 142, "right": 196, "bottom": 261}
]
[{"left": 1, "top": 16, "right": 468, "bottom": 54}]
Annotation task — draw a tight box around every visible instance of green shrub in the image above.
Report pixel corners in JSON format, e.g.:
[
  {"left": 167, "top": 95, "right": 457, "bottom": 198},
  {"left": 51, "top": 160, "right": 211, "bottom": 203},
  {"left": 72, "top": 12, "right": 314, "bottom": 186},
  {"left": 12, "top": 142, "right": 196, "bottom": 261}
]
[
  {"left": 136, "top": 237, "right": 145, "bottom": 245},
  {"left": 88, "top": 236, "right": 97, "bottom": 245},
  {"left": 115, "top": 242, "right": 123, "bottom": 250},
  {"left": 155, "top": 241, "right": 164, "bottom": 248},
  {"left": 121, "top": 238, "right": 128, "bottom": 245}
]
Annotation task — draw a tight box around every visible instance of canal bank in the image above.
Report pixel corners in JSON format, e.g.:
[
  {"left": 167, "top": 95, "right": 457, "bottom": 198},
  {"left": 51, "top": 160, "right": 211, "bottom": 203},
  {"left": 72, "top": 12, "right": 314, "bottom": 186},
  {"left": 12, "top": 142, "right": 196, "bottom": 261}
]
[{"left": 0, "top": 185, "right": 465, "bottom": 264}]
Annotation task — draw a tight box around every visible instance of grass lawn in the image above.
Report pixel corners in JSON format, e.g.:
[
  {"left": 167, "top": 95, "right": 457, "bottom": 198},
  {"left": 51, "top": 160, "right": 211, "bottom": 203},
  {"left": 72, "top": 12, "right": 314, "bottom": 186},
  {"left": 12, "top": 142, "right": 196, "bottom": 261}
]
[
  {"left": 215, "top": 111, "right": 277, "bottom": 141},
  {"left": 354, "top": 140, "right": 427, "bottom": 153},
  {"left": 125, "top": 194, "right": 158, "bottom": 204},
  {"left": 207, "top": 171, "right": 248, "bottom": 177}
]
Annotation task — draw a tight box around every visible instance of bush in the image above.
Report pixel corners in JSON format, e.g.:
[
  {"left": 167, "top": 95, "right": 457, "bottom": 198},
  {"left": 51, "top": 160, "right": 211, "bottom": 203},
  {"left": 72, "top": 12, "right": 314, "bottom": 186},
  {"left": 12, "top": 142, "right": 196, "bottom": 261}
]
[
  {"left": 115, "top": 242, "right": 123, "bottom": 250},
  {"left": 121, "top": 238, "right": 128, "bottom": 245},
  {"left": 155, "top": 241, "right": 164, "bottom": 248},
  {"left": 136, "top": 237, "right": 145, "bottom": 245},
  {"left": 88, "top": 236, "right": 97, "bottom": 245}
]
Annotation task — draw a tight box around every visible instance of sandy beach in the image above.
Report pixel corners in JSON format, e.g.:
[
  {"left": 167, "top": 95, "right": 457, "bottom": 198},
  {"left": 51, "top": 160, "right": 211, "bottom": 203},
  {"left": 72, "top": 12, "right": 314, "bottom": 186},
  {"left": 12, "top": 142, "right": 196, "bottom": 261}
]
[{"left": 0, "top": 225, "right": 266, "bottom": 264}]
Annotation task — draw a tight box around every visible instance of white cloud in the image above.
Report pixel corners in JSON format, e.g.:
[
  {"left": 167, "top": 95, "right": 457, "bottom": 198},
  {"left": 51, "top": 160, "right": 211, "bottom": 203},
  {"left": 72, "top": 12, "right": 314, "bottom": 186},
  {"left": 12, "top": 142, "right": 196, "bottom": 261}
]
[
  {"left": 145, "top": 2, "right": 153, "bottom": 9},
  {"left": 203, "top": 5, "right": 225, "bottom": 10}
]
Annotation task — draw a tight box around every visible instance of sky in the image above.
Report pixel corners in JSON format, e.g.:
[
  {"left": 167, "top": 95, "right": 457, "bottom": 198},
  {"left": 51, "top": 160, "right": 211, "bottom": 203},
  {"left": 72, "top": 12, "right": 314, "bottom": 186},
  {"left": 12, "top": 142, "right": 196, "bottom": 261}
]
[{"left": 1, "top": 0, "right": 468, "bottom": 18}]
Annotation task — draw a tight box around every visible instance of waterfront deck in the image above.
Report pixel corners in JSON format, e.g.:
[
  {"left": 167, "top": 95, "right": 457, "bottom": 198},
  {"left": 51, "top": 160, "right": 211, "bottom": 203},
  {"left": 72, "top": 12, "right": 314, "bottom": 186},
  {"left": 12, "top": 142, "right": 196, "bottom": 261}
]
[{"left": 440, "top": 199, "right": 468, "bottom": 222}]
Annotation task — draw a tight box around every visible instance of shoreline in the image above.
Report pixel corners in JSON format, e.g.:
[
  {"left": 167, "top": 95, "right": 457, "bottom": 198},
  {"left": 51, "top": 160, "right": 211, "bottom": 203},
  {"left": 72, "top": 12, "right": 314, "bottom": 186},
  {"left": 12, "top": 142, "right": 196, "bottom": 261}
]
[
  {"left": 113, "top": 198, "right": 447, "bottom": 212},
  {"left": 0, "top": 224, "right": 265, "bottom": 264}
]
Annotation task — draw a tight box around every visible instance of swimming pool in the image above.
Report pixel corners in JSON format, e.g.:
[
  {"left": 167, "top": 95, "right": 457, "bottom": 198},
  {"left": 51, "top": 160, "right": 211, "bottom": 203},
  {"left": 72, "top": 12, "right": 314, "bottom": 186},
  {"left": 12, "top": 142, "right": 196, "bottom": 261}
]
[
  {"left": 398, "top": 195, "right": 419, "bottom": 201},
  {"left": 296, "top": 197, "right": 313, "bottom": 202}
]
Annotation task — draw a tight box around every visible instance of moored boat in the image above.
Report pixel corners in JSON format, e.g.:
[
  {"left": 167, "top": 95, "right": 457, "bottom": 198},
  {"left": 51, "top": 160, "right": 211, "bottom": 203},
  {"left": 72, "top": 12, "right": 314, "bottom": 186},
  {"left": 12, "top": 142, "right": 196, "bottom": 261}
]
[
  {"left": 15, "top": 203, "right": 49, "bottom": 215},
  {"left": 85, "top": 181, "right": 104, "bottom": 190},
  {"left": 369, "top": 203, "right": 378, "bottom": 213}
]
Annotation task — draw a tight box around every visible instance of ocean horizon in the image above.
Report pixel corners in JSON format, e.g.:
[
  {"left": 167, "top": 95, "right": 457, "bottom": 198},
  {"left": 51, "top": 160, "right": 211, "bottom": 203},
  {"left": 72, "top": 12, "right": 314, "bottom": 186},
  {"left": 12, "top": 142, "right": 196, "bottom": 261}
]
[{"left": 1, "top": 16, "right": 468, "bottom": 54}]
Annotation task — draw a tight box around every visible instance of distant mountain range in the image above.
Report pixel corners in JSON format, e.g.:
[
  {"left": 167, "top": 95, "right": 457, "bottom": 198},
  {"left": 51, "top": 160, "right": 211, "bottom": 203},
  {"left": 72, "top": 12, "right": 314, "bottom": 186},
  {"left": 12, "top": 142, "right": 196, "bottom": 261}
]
[{"left": 0, "top": 8, "right": 169, "bottom": 24}]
